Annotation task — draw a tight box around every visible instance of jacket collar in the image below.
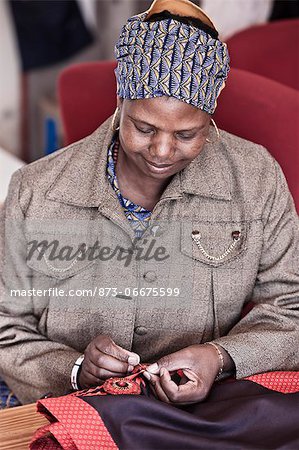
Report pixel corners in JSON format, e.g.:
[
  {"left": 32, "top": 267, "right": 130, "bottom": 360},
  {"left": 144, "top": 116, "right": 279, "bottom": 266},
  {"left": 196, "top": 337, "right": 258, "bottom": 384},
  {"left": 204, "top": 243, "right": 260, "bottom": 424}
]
[
  {"left": 46, "top": 117, "right": 116, "bottom": 208},
  {"left": 45, "top": 117, "right": 231, "bottom": 209},
  {"left": 180, "top": 136, "right": 232, "bottom": 201}
]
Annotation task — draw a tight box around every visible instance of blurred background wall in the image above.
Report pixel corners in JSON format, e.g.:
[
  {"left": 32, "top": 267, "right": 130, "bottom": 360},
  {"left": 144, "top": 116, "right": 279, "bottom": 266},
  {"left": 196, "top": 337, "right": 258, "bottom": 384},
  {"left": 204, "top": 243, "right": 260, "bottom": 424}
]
[
  {"left": 0, "top": 0, "right": 298, "bottom": 165},
  {"left": 0, "top": 0, "right": 20, "bottom": 157}
]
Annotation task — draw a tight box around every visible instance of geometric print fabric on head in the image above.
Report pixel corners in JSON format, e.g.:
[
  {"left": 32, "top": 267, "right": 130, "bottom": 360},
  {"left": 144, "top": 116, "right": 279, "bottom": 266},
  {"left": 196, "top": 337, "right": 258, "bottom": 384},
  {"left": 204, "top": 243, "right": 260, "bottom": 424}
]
[{"left": 115, "top": 12, "right": 230, "bottom": 114}]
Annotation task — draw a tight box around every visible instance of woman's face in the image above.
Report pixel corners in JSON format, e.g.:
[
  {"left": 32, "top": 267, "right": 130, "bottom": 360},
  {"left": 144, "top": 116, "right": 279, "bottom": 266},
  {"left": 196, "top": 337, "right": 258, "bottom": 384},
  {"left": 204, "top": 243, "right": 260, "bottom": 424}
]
[{"left": 118, "top": 96, "right": 210, "bottom": 179}]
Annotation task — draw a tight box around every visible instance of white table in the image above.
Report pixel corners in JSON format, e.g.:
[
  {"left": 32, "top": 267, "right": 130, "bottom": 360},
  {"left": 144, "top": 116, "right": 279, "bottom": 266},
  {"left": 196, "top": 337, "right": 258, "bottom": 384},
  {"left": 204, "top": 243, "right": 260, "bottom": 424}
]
[{"left": 0, "top": 147, "right": 24, "bottom": 204}]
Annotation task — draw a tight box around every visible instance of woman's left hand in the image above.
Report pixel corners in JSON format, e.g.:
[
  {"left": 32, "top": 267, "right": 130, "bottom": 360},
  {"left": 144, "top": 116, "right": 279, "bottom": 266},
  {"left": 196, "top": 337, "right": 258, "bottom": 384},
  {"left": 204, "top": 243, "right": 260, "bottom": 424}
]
[{"left": 144, "top": 344, "right": 224, "bottom": 404}]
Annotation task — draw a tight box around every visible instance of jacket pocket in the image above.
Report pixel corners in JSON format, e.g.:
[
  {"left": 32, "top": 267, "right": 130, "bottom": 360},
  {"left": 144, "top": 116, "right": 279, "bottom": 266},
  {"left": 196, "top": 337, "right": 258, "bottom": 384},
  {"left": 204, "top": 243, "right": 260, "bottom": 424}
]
[
  {"left": 180, "top": 220, "right": 248, "bottom": 268},
  {"left": 26, "top": 238, "right": 95, "bottom": 280}
]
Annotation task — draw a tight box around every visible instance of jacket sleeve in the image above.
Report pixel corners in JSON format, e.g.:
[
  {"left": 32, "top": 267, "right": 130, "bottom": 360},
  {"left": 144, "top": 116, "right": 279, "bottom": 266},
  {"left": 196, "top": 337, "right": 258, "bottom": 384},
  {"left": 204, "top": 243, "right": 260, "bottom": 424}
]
[
  {"left": 212, "top": 160, "right": 299, "bottom": 378},
  {"left": 0, "top": 170, "right": 81, "bottom": 404}
]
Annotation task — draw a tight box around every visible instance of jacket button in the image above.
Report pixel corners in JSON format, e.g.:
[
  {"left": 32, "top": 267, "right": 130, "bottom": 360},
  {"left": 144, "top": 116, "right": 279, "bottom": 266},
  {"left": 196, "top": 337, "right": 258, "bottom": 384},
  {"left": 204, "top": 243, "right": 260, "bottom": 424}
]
[
  {"left": 143, "top": 271, "right": 157, "bottom": 282},
  {"left": 134, "top": 326, "right": 148, "bottom": 336}
]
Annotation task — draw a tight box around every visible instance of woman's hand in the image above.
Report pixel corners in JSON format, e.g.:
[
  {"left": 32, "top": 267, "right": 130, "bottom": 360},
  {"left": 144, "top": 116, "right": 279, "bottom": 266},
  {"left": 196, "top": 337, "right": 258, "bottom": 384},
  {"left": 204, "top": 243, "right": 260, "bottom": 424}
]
[
  {"left": 144, "top": 344, "right": 233, "bottom": 405},
  {"left": 79, "top": 334, "right": 140, "bottom": 389}
]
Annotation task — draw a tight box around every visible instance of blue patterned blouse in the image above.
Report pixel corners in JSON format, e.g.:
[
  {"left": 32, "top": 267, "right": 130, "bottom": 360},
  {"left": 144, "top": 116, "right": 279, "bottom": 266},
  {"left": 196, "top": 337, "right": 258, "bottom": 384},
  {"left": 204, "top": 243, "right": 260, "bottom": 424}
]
[{"left": 106, "top": 135, "right": 152, "bottom": 238}]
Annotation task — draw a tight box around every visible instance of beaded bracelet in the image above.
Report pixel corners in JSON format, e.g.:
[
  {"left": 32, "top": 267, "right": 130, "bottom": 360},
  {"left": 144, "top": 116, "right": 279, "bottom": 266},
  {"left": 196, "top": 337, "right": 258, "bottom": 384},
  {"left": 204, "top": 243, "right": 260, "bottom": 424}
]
[
  {"left": 204, "top": 342, "right": 224, "bottom": 380},
  {"left": 71, "top": 354, "right": 85, "bottom": 390}
]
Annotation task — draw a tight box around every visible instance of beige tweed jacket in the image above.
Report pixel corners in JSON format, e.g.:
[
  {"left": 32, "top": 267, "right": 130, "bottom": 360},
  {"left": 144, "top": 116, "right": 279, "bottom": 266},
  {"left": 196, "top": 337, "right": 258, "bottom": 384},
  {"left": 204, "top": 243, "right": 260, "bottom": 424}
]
[{"left": 0, "top": 117, "right": 298, "bottom": 404}]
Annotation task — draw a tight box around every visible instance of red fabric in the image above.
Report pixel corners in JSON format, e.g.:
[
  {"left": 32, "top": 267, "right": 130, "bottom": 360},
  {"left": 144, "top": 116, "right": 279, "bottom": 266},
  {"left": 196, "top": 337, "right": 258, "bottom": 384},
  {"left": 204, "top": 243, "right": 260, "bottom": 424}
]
[
  {"left": 31, "top": 422, "right": 76, "bottom": 450},
  {"left": 58, "top": 60, "right": 117, "bottom": 146},
  {"left": 70, "top": 365, "right": 147, "bottom": 399},
  {"left": 244, "top": 371, "right": 299, "bottom": 394},
  {"left": 214, "top": 68, "right": 299, "bottom": 212},
  {"left": 30, "top": 370, "right": 299, "bottom": 449},
  {"left": 30, "top": 395, "right": 118, "bottom": 450},
  {"left": 31, "top": 366, "right": 147, "bottom": 449},
  {"left": 226, "top": 19, "right": 299, "bottom": 90}
]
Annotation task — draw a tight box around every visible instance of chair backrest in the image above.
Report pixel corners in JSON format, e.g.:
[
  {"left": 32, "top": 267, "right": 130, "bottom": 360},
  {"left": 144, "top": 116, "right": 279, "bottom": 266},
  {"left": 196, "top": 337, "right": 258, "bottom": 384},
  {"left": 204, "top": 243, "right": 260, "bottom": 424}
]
[
  {"left": 226, "top": 19, "right": 299, "bottom": 90},
  {"left": 58, "top": 60, "right": 117, "bottom": 146},
  {"left": 214, "top": 68, "right": 299, "bottom": 212},
  {"left": 58, "top": 62, "right": 299, "bottom": 212}
]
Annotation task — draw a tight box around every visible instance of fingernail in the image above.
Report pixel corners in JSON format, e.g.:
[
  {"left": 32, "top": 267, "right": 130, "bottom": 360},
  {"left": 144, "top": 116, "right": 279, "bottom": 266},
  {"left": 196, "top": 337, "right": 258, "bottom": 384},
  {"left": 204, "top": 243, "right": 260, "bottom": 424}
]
[
  {"left": 160, "top": 368, "right": 166, "bottom": 376},
  {"left": 127, "top": 365, "right": 134, "bottom": 372},
  {"left": 128, "top": 354, "right": 140, "bottom": 365},
  {"left": 147, "top": 363, "right": 159, "bottom": 374},
  {"left": 143, "top": 371, "right": 151, "bottom": 381}
]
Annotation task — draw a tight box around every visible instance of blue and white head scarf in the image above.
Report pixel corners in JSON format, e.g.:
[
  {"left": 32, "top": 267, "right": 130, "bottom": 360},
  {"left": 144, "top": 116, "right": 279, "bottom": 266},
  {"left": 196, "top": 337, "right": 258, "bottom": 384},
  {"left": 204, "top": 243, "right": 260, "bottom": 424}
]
[{"left": 114, "top": 11, "right": 230, "bottom": 114}]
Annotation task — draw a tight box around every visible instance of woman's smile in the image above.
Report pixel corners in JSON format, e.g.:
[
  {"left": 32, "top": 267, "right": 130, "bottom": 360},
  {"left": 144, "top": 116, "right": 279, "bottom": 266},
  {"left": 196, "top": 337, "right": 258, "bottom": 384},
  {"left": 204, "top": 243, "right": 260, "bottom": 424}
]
[{"left": 143, "top": 157, "right": 175, "bottom": 173}]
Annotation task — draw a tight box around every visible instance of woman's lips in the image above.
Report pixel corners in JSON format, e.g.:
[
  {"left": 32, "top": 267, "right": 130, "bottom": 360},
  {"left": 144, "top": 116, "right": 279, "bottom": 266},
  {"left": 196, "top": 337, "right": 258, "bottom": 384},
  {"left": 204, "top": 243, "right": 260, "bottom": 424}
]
[{"left": 144, "top": 159, "right": 174, "bottom": 172}]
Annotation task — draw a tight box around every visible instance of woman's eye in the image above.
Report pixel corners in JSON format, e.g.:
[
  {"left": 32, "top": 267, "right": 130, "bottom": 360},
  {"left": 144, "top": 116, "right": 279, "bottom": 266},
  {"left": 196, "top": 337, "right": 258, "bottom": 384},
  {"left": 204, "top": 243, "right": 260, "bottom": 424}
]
[
  {"left": 136, "top": 125, "right": 153, "bottom": 134},
  {"left": 177, "top": 134, "right": 195, "bottom": 140}
]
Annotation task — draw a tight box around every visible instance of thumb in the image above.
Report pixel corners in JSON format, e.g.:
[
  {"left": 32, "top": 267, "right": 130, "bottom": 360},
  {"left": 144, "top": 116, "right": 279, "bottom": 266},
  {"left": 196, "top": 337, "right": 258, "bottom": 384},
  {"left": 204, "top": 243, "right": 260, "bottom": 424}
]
[{"left": 112, "top": 342, "right": 140, "bottom": 366}]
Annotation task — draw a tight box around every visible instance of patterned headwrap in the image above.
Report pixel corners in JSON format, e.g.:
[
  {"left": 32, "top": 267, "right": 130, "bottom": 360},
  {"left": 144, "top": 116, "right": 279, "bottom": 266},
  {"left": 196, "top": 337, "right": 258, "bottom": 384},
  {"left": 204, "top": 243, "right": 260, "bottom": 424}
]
[{"left": 114, "top": 10, "right": 230, "bottom": 114}]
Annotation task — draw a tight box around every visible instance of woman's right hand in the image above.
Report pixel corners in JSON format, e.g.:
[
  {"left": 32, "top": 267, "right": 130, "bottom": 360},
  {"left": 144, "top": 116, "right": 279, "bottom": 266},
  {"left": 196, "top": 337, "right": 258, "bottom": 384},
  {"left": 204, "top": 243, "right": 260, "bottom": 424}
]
[{"left": 79, "top": 334, "right": 140, "bottom": 389}]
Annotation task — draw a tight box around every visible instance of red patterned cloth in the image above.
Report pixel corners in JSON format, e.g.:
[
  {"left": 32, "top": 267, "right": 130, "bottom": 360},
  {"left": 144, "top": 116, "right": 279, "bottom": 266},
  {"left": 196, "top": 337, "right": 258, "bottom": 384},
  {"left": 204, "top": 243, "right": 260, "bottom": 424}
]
[
  {"left": 30, "top": 369, "right": 299, "bottom": 450},
  {"left": 32, "top": 422, "right": 76, "bottom": 450},
  {"left": 244, "top": 371, "right": 299, "bottom": 394},
  {"left": 30, "top": 366, "right": 147, "bottom": 450},
  {"left": 30, "top": 395, "right": 117, "bottom": 450}
]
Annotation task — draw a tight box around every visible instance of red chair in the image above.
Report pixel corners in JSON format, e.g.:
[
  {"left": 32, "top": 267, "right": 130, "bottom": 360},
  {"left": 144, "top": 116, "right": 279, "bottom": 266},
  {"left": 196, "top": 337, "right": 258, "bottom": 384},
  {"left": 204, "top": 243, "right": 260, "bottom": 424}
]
[
  {"left": 214, "top": 68, "right": 299, "bottom": 212},
  {"left": 226, "top": 19, "right": 299, "bottom": 91},
  {"left": 58, "top": 63, "right": 299, "bottom": 212},
  {"left": 58, "top": 60, "right": 117, "bottom": 146}
]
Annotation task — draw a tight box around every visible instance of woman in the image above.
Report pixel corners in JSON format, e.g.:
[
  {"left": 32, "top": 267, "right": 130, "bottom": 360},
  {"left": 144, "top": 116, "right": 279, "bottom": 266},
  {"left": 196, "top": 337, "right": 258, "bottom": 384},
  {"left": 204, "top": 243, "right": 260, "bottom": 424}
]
[{"left": 1, "top": 0, "right": 299, "bottom": 446}]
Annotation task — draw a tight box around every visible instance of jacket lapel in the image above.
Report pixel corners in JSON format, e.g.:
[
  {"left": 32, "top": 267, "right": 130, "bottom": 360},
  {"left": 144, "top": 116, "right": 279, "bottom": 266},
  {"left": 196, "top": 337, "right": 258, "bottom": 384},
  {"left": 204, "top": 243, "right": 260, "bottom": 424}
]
[
  {"left": 45, "top": 117, "right": 135, "bottom": 237},
  {"left": 181, "top": 138, "right": 232, "bottom": 201},
  {"left": 45, "top": 117, "right": 114, "bottom": 208}
]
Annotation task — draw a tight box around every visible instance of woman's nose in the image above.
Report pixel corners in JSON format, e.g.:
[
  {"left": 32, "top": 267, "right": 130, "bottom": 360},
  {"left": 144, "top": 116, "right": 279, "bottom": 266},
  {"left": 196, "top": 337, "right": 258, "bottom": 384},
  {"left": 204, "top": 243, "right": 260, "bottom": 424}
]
[{"left": 148, "top": 134, "right": 175, "bottom": 161}]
